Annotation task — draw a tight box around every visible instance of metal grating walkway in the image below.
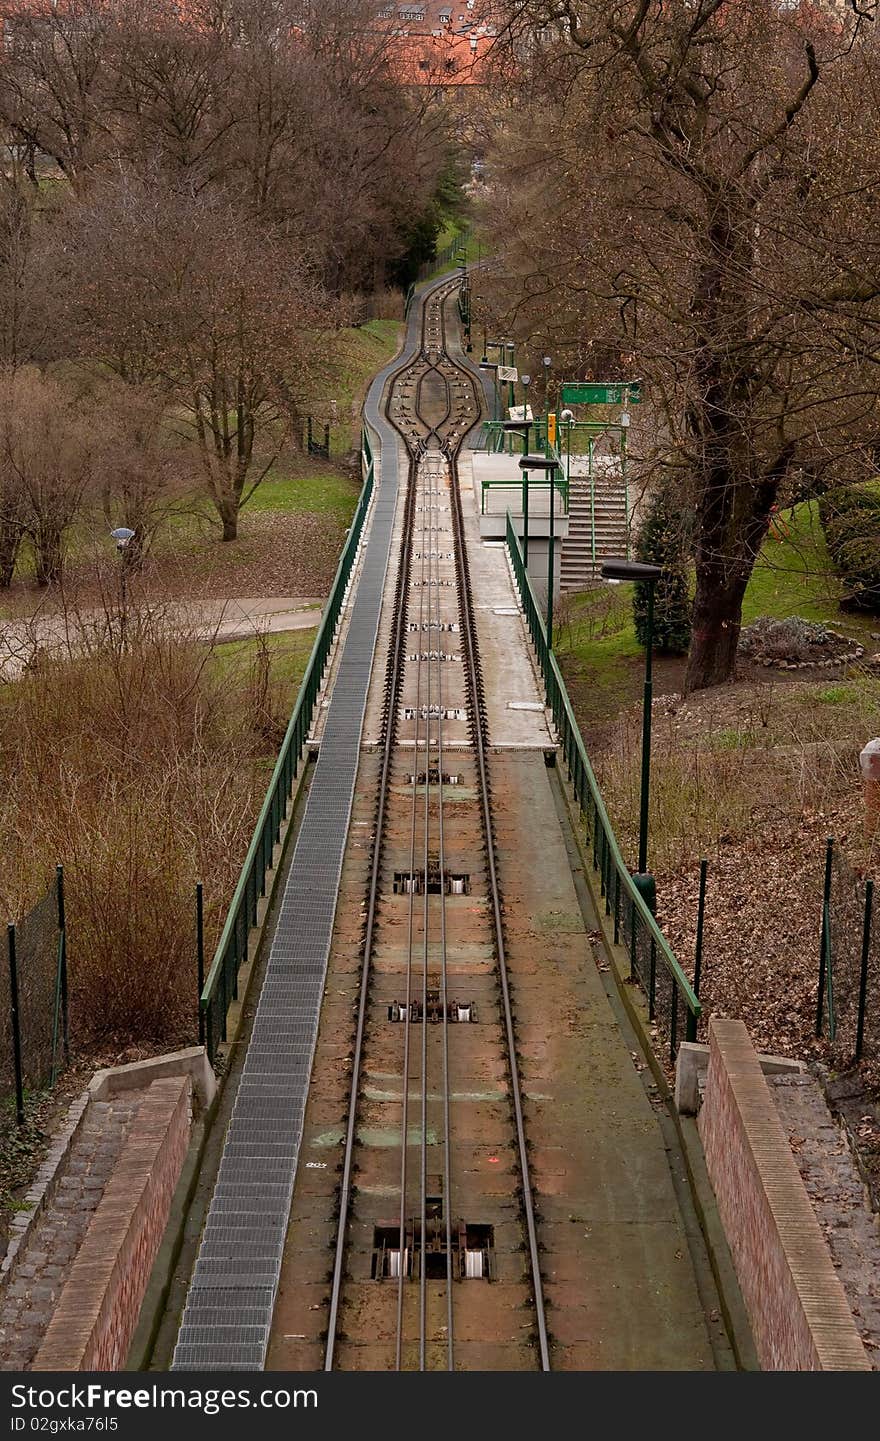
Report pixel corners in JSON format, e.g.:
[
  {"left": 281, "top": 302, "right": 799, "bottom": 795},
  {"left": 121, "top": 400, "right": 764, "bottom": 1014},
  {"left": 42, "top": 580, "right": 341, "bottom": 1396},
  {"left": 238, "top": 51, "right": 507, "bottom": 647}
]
[{"left": 172, "top": 289, "right": 434, "bottom": 1370}]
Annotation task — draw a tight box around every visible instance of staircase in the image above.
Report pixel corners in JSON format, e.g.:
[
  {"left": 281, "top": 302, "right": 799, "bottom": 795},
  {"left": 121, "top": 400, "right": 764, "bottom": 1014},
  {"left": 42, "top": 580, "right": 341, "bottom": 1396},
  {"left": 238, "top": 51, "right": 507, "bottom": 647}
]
[{"left": 560, "top": 460, "right": 630, "bottom": 590}]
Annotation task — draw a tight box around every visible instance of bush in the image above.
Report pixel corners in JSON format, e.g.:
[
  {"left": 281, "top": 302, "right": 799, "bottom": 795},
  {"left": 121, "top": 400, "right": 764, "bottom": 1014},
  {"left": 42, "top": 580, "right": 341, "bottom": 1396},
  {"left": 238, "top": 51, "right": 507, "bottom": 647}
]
[
  {"left": 0, "top": 607, "right": 270, "bottom": 1044},
  {"left": 632, "top": 485, "right": 692, "bottom": 653},
  {"left": 819, "top": 484, "right": 880, "bottom": 612}
]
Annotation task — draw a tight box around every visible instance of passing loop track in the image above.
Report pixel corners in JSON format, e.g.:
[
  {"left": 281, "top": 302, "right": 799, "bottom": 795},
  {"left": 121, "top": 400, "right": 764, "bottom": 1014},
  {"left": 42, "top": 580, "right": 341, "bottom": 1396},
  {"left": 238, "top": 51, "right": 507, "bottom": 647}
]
[{"left": 324, "top": 279, "right": 550, "bottom": 1372}]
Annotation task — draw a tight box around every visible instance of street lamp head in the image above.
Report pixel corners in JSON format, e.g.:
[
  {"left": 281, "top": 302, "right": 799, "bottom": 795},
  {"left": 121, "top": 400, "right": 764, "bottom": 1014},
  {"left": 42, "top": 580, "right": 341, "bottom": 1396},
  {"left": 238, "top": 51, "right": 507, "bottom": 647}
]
[
  {"left": 600, "top": 558, "right": 662, "bottom": 584},
  {"left": 521, "top": 374, "right": 531, "bottom": 386},
  {"left": 518, "top": 453, "right": 558, "bottom": 472},
  {"left": 110, "top": 527, "right": 135, "bottom": 551},
  {"left": 543, "top": 355, "right": 552, "bottom": 367},
  {"left": 560, "top": 408, "right": 574, "bottom": 422}
]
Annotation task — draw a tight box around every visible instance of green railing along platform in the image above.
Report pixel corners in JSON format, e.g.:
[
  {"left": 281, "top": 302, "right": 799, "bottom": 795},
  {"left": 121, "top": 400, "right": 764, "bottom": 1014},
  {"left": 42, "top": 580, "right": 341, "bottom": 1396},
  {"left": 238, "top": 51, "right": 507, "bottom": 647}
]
[
  {"left": 505, "top": 511, "right": 699, "bottom": 1061},
  {"left": 199, "top": 432, "right": 376, "bottom": 1060}
]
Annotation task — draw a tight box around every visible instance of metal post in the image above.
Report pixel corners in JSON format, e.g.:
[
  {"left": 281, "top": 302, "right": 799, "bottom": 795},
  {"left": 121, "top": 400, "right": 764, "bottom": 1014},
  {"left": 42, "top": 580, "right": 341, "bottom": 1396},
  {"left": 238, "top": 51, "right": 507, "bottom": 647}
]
[
  {"left": 8, "top": 923, "right": 24, "bottom": 1127},
  {"left": 522, "top": 469, "right": 529, "bottom": 569},
  {"left": 856, "top": 878, "right": 873, "bottom": 1061},
  {"left": 816, "top": 836, "right": 834, "bottom": 1036},
  {"left": 119, "top": 561, "right": 127, "bottom": 653},
  {"left": 197, "top": 882, "right": 205, "bottom": 1046},
  {"left": 622, "top": 423, "right": 630, "bottom": 557},
  {"left": 693, "top": 859, "right": 708, "bottom": 1000},
  {"left": 589, "top": 438, "right": 596, "bottom": 570},
  {"left": 56, "top": 864, "right": 68, "bottom": 1064},
  {"left": 547, "top": 468, "right": 555, "bottom": 649},
  {"left": 637, "top": 583, "right": 655, "bottom": 876}
]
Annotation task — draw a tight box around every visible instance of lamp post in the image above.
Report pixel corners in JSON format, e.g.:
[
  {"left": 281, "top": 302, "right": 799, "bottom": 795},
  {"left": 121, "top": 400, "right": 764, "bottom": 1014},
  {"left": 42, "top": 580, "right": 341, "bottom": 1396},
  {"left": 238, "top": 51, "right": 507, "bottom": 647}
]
[
  {"left": 478, "top": 360, "right": 499, "bottom": 422},
  {"left": 519, "top": 453, "right": 561, "bottom": 646},
  {"left": 503, "top": 420, "right": 531, "bottom": 561},
  {"left": 560, "top": 408, "right": 574, "bottom": 484},
  {"left": 600, "top": 558, "right": 662, "bottom": 908},
  {"left": 542, "top": 355, "right": 551, "bottom": 431},
  {"left": 504, "top": 340, "right": 516, "bottom": 411},
  {"left": 458, "top": 262, "right": 472, "bottom": 351},
  {"left": 110, "top": 527, "right": 135, "bottom": 650}
]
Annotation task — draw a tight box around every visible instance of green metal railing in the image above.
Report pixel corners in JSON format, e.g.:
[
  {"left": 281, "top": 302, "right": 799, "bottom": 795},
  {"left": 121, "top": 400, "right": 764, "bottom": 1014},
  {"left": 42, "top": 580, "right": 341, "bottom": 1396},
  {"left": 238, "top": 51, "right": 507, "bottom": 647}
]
[
  {"left": 200, "top": 431, "right": 377, "bottom": 1062},
  {"left": 481, "top": 476, "right": 569, "bottom": 517},
  {"left": 505, "top": 512, "right": 700, "bottom": 1061}
]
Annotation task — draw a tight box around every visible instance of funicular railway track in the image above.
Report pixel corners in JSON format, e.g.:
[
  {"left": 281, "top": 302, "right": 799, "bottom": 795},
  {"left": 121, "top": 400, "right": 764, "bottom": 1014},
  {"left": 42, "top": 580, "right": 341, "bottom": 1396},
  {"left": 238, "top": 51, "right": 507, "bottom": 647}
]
[
  {"left": 323, "top": 283, "right": 550, "bottom": 1371},
  {"left": 173, "top": 276, "right": 725, "bottom": 1376}
]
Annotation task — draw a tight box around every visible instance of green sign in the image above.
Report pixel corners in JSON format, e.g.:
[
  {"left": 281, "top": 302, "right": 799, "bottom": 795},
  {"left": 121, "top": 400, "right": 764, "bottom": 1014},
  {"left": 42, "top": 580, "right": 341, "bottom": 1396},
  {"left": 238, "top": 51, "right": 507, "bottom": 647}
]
[{"left": 560, "top": 381, "right": 642, "bottom": 406}]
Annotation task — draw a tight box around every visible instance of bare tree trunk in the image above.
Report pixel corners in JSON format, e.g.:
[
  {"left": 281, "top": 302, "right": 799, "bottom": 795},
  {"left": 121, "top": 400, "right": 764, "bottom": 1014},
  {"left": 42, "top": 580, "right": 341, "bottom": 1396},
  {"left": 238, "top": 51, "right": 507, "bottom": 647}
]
[
  {"left": 686, "top": 569, "right": 748, "bottom": 692},
  {"left": 0, "top": 521, "right": 20, "bottom": 587},
  {"left": 684, "top": 457, "right": 782, "bottom": 692},
  {"left": 217, "top": 494, "right": 238, "bottom": 543},
  {"left": 34, "top": 526, "right": 63, "bottom": 586}
]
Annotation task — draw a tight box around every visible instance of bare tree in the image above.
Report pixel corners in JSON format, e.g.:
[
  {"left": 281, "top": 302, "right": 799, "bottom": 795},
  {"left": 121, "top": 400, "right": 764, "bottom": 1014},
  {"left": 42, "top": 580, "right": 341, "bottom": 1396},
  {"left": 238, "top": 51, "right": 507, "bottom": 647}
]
[
  {"left": 0, "top": 368, "right": 98, "bottom": 585},
  {"left": 94, "top": 379, "right": 188, "bottom": 566},
  {"left": 0, "top": 0, "right": 117, "bottom": 183},
  {"left": 50, "top": 176, "right": 342, "bottom": 540},
  {"left": 483, "top": 0, "right": 880, "bottom": 690}
]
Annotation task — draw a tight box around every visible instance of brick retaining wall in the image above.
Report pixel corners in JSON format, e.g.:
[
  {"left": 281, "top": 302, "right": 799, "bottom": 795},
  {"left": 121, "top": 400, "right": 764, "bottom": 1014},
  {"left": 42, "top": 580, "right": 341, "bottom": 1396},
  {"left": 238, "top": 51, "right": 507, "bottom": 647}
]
[
  {"left": 33, "top": 1077, "right": 191, "bottom": 1371},
  {"left": 698, "top": 1018, "right": 869, "bottom": 1371}
]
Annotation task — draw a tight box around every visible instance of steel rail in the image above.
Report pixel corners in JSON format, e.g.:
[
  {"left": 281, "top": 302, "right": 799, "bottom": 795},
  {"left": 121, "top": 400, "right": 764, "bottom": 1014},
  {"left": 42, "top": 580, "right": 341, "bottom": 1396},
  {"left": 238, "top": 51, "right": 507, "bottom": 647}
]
[
  {"left": 418, "top": 447, "right": 432, "bottom": 1372},
  {"left": 395, "top": 452, "right": 430, "bottom": 1369},
  {"left": 327, "top": 276, "right": 549, "bottom": 1372},
  {"left": 434, "top": 457, "right": 456, "bottom": 1368},
  {"left": 323, "top": 364, "right": 420, "bottom": 1371},
  {"left": 439, "top": 295, "right": 552, "bottom": 1371}
]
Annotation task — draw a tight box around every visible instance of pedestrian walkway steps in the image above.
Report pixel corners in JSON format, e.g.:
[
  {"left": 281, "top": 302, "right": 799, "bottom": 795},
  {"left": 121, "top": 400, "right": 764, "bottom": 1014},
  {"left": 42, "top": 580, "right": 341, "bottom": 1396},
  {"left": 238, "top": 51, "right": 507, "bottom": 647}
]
[
  {"left": 560, "top": 469, "right": 629, "bottom": 590},
  {"left": 0, "top": 1096, "right": 139, "bottom": 1371}
]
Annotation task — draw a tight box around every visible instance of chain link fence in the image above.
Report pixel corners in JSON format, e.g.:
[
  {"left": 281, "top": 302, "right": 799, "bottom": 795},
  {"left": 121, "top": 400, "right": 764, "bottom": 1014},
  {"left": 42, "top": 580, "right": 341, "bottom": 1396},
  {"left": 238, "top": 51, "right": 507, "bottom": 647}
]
[{"left": 0, "top": 869, "right": 67, "bottom": 1125}]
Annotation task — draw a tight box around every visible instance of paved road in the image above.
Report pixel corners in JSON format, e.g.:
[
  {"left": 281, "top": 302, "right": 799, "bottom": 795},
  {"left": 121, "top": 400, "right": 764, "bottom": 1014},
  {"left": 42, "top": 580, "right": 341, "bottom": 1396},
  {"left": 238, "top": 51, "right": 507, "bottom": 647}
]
[{"left": 0, "top": 596, "right": 323, "bottom": 679}]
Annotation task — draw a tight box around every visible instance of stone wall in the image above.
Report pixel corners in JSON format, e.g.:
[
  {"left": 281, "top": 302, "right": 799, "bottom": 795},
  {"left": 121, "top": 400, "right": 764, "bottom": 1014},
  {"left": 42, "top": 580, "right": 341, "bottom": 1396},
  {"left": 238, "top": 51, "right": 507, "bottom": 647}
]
[
  {"left": 698, "top": 1018, "right": 869, "bottom": 1371},
  {"left": 33, "top": 1076, "right": 191, "bottom": 1371}
]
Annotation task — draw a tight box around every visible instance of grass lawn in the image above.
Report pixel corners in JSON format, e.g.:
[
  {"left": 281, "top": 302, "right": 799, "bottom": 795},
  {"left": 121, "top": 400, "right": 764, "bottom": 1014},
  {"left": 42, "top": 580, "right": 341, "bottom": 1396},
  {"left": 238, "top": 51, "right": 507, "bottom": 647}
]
[
  {"left": 326, "top": 320, "right": 402, "bottom": 455},
  {"left": 557, "top": 497, "right": 874, "bottom": 734},
  {"left": 741, "top": 499, "right": 843, "bottom": 626},
  {"left": 245, "top": 467, "right": 360, "bottom": 523},
  {"left": 205, "top": 627, "right": 318, "bottom": 696}
]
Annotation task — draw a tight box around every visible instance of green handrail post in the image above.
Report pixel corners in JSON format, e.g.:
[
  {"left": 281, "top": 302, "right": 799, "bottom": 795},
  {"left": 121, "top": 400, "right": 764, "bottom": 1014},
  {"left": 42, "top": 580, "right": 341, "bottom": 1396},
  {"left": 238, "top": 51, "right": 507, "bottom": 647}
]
[
  {"left": 56, "top": 863, "right": 69, "bottom": 1065},
  {"left": 7, "top": 923, "right": 24, "bottom": 1127},
  {"left": 693, "top": 859, "right": 708, "bottom": 1001},
  {"left": 817, "top": 836, "right": 834, "bottom": 1036},
  {"left": 197, "top": 882, "right": 205, "bottom": 1046},
  {"left": 637, "top": 581, "right": 654, "bottom": 879},
  {"left": 547, "top": 469, "right": 555, "bottom": 649},
  {"left": 589, "top": 439, "right": 596, "bottom": 570},
  {"left": 856, "top": 877, "right": 873, "bottom": 1061}
]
